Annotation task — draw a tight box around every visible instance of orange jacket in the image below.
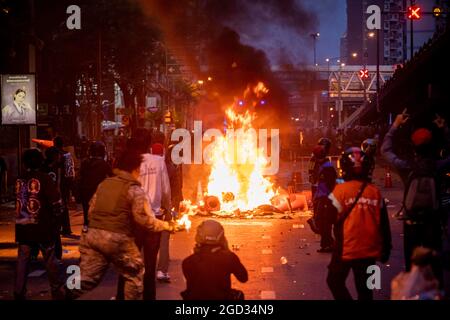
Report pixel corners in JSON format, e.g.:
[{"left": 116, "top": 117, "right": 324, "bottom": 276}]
[{"left": 329, "top": 181, "right": 390, "bottom": 261}]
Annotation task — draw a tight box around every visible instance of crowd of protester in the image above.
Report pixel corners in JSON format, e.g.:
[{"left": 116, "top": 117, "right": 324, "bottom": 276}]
[
  {"left": 289, "top": 125, "right": 387, "bottom": 157},
  {"left": 10, "top": 109, "right": 450, "bottom": 300},
  {"left": 306, "top": 111, "right": 450, "bottom": 299},
  {"left": 12, "top": 129, "right": 248, "bottom": 300}
]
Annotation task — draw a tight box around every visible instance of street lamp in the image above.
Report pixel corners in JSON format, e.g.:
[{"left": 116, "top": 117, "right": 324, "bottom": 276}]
[
  {"left": 325, "top": 53, "right": 358, "bottom": 127},
  {"left": 367, "top": 30, "right": 381, "bottom": 111},
  {"left": 310, "top": 33, "right": 320, "bottom": 66}
]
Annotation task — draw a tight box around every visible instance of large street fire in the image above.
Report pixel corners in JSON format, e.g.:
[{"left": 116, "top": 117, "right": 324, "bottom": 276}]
[
  {"left": 206, "top": 82, "right": 276, "bottom": 213},
  {"left": 177, "top": 82, "right": 282, "bottom": 223},
  {"left": 205, "top": 109, "right": 276, "bottom": 213}
]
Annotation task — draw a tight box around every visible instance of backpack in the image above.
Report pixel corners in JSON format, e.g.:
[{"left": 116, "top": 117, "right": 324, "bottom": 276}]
[{"left": 403, "top": 160, "right": 439, "bottom": 220}]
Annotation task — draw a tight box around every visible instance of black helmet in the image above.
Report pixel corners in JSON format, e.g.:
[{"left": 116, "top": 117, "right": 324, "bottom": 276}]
[
  {"left": 195, "top": 219, "right": 226, "bottom": 246},
  {"left": 89, "top": 141, "right": 106, "bottom": 158},
  {"left": 338, "top": 147, "right": 372, "bottom": 181},
  {"left": 318, "top": 137, "right": 331, "bottom": 154},
  {"left": 361, "top": 139, "right": 377, "bottom": 156}
]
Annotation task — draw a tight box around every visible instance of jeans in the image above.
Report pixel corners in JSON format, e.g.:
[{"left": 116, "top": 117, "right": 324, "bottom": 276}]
[
  {"left": 327, "top": 255, "right": 375, "bottom": 300},
  {"left": 15, "top": 242, "right": 63, "bottom": 300}
]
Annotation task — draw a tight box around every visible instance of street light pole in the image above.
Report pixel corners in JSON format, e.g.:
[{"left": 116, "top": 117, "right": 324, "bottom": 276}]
[
  {"left": 338, "top": 63, "right": 343, "bottom": 127},
  {"left": 376, "top": 28, "right": 380, "bottom": 111},
  {"left": 310, "top": 33, "right": 320, "bottom": 65}
]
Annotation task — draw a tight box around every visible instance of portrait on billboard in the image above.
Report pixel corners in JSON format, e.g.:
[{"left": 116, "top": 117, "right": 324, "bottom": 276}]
[{"left": 1, "top": 74, "right": 36, "bottom": 125}]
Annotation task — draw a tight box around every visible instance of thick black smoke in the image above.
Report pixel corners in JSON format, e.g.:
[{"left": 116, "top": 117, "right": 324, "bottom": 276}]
[{"left": 138, "top": 0, "right": 320, "bottom": 131}]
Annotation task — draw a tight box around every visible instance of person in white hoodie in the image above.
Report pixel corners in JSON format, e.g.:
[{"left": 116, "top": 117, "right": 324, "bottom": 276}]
[{"left": 116, "top": 129, "right": 172, "bottom": 300}]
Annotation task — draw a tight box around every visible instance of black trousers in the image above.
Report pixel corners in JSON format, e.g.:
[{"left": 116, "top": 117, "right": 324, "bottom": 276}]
[
  {"left": 315, "top": 197, "right": 336, "bottom": 249},
  {"left": 60, "top": 182, "right": 72, "bottom": 234},
  {"left": 327, "top": 256, "right": 375, "bottom": 300},
  {"left": 117, "top": 231, "right": 162, "bottom": 300},
  {"left": 15, "top": 242, "right": 63, "bottom": 300},
  {"left": 82, "top": 201, "right": 89, "bottom": 227}
]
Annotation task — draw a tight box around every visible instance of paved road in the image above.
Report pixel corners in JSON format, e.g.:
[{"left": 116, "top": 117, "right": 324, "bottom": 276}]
[{"left": 0, "top": 166, "right": 405, "bottom": 300}]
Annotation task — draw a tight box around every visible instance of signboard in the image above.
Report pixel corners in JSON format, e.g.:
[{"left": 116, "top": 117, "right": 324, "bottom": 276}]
[
  {"left": 146, "top": 96, "right": 158, "bottom": 113},
  {"left": 1, "top": 74, "right": 36, "bottom": 125}
]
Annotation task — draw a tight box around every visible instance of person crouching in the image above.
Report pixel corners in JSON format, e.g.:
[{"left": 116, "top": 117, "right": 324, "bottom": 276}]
[{"left": 181, "top": 219, "right": 248, "bottom": 300}]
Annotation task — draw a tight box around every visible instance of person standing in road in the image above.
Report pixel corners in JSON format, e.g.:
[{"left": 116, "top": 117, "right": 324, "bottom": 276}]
[
  {"left": 327, "top": 147, "right": 391, "bottom": 300},
  {"left": 312, "top": 144, "right": 337, "bottom": 253},
  {"left": 53, "top": 136, "right": 75, "bottom": 237},
  {"left": 14, "top": 149, "right": 64, "bottom": 300},
  {"left": 116, "top": 129, "right": 172, "bottom": 300},
  {"left": 66, "top": 151, "right": 176, "bottom": 300},
  {"left": 77, "top": 141, "right": 113, "bottom": 232},
  {"left": 381, "top": 113, "right": 450, "bottom": 274}
]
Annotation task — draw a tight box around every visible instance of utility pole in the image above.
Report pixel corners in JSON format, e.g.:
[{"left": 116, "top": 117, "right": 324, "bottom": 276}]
[
  {"left": 97, "top": 30, "right": 102, "bottom": 140},
  {"left": 410, "top": 0, "right": 414, "bottom": 59},
  {"left": 376, "top": 28, "right": 380, "bottom": 111},
  {"left": 310, "top": 33, "right": 320, "bottom": 65},
  {"left": 338, "top": 63, "right": 343, "bottom": 127}
]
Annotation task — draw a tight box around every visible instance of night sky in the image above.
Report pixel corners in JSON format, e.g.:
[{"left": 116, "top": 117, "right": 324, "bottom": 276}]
[{"left": 232, "top": 0, "right": 437, "bottom": 68}]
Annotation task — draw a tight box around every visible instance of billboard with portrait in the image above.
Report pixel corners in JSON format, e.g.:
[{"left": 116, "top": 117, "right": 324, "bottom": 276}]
[{"left": 1, "top": 74, "right": 36, "bottom": 125}]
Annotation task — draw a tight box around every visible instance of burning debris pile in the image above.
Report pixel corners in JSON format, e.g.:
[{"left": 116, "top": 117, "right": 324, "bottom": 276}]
[{"left": 178, "top": 83, "right": 310, "bottom": 221}]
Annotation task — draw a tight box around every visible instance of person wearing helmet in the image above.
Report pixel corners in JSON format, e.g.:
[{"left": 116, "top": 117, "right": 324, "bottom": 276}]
[
  {"left": 181, "top": 219, "right": 248, "bottom": 300},
  {"left": 309, "top": 138, "right": 332, "bottom": 197},
  {"left": 307, "top": 144, "right": 337, "bottom": 253},
  {"left": 77, "top": 141, "right": 113, "bottom": 232},
  {"left": 381, "top": 113, "right": 450, "bottom": 280},
  {"left": 361, "top": 138, "right": 378, "bottom": 182},
  {"left": 326, "top": 147, "right": 391, "bottom": 300}
]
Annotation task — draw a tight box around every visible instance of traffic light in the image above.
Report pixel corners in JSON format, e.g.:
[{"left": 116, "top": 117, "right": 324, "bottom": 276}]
[
  {"left": 408, "top": 5, "right": 421, "bottom": 20},
  {"left": 359, "top": 69, "right": 369, "bottom": 79}
]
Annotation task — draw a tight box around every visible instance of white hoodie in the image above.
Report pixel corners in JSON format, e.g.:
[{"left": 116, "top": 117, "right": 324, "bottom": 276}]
[{"left": 139, "top": 153, "right": 172, "bottom": 216}]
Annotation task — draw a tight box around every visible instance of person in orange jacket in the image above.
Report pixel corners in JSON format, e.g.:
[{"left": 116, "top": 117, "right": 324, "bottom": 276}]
[{"left": 327, "top": 147, "right": 392, "bottom": 300}]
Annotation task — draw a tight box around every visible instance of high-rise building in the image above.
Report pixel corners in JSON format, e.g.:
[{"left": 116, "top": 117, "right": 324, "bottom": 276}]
[
  {"left": 342, "top": 0, "right": 447, "bottom": 66},
  {"left": 341, "top": 0, "right": 407, "bottom": 66},
  {"left": 383, "top": 0, "right": 407, "bottom": 64}
]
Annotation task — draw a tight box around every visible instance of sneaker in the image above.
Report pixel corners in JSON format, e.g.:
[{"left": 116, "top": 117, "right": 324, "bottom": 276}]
[
  {"left": 82, "top": 225, "right": 88, "bottom": 233},
  {"left": 156, "top": 271, "right": 171, "bottom": 282}
]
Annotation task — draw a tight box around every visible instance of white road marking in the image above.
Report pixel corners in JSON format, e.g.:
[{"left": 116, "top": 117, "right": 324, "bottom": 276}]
[
  {"left": 262, "top": 249, "right": 272, "bottom": 254},
  {"left": 261, "top": 267, "right": 274, "bottom": 273},
  {"left": 221, "top": 221, "right": 273, "bottom": 226},
  {"left": 260, "top": 291, "right": 276, "bottom": 299},
  {"left": 262, "top": 235, "right": 271, "bottom": 239}
]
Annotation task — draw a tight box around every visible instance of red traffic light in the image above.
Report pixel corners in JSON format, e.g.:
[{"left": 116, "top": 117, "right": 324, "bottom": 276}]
[
  {"left": 359, "top": 69, "right": 369, "bottom": 79},
  {"left": 408, "top": 6, "right": 421, "bottom": 20}
]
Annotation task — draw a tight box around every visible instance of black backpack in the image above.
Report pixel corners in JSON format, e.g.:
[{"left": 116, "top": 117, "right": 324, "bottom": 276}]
[{"left": 403, "top": 160, "right": 439, "bottom": 220}]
